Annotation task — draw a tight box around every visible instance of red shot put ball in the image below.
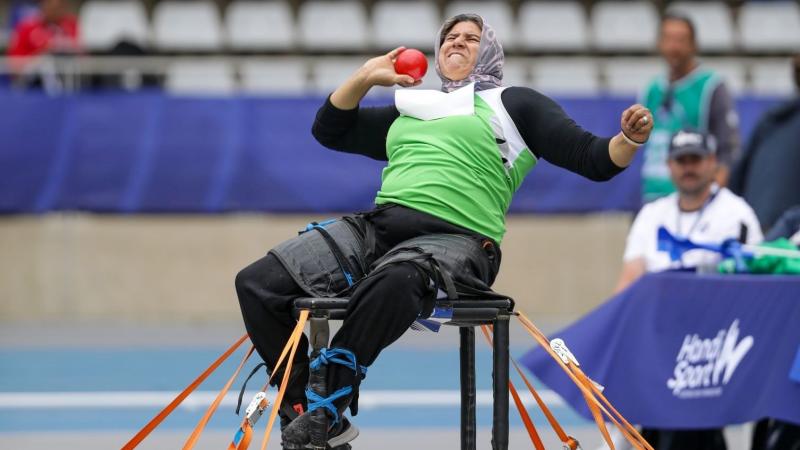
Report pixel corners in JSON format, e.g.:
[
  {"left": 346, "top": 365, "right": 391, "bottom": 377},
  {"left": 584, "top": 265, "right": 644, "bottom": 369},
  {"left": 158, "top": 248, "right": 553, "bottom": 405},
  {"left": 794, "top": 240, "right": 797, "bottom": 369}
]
[{"left": 394, "top": 48, "right": 428, "bottom": 81}]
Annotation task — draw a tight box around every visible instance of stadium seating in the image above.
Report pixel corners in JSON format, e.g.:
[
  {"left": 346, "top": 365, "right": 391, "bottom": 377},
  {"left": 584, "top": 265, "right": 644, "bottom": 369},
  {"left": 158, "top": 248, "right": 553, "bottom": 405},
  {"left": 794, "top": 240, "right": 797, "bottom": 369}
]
[
  {"left": 226, "top": 1, "right": 295, "bottom": 51},
  {"left": 667, "top": 2, "right": 735, "bottom": 52},
  {"left": 153, "top": 1, "right": 223, "bottom": 51},
  {"left": 702, "top": 58, "right": 747, "bottom": 94},
  {"left": 603, "top": 57, "right": 665, "bottom": 96},
  {"left": 3, "top": 0, "right": 797, "bottom": 96},
  {"left": 240, "top": 58, "right": 309, "bottom": 95},
  {"left": 518, "top": 1, "right": 588, "bottom": 51},
  {"left": 373, "top": 1, "right": 440, "bottom": 51},
  {"left": 530, "top": 57, "right": 600, "bottom": 95},
  {"left": 502, "top": 58, "right": 530, "bottom": 88},
  {"left": 739, "top": 2, "right": 800, "bottom": 52},
  {"left": 79, "top": 1, "right": 150, "bottom": 51},
  {"left": 298, "top": 1, "right": 369, "bottom": 51},
  {"left": 165, "top": 59, "right": 235, "bottom": 94},
  {"left": 310, "top": 57, "right": 367, "bottom": 94},
  {"left": 750, "top": 58, "right": 795, "bottom": 96},
  {"left": 590, "top": 1, "right": 659, "bottom": 51}
]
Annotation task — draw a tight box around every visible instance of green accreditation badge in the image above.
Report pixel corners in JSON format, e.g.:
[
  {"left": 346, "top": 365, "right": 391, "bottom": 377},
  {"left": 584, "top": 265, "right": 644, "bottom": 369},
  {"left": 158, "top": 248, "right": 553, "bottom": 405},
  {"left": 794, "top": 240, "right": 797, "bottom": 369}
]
[{"left": 642, "top": 103, "right": 685, "bottom": 202}]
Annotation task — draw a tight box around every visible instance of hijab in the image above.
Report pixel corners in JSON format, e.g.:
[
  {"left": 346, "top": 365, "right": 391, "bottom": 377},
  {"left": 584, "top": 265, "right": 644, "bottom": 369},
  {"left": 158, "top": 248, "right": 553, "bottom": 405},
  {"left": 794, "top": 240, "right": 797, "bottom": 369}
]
[{"left": 434, "top": 14, "right": 505, "bottom": 92}]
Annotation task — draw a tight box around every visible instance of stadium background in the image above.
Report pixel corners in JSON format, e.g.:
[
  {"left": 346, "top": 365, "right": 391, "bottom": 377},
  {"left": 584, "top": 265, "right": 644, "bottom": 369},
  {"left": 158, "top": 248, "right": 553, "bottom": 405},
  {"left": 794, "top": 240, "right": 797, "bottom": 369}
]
[{"left": 0, "top": 0, "right": 797, "bottom": 448}]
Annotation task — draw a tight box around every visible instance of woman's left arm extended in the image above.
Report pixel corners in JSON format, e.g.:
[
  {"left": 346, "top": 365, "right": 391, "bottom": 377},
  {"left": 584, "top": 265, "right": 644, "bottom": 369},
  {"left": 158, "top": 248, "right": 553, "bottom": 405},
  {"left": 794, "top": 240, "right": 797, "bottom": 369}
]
[
  {"left": 501, "top": 87, "right": 653, "bottom": 181},
  {"left": 611, "top": 103, "right": 653, "bottom": 167}
]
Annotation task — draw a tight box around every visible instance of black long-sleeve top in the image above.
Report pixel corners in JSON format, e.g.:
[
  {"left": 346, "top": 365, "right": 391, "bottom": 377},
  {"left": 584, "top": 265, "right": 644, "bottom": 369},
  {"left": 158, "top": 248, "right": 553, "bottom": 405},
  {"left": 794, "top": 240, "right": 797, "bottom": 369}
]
[{"left": 312, "top": 86, "right": 624, "bottom": 182}]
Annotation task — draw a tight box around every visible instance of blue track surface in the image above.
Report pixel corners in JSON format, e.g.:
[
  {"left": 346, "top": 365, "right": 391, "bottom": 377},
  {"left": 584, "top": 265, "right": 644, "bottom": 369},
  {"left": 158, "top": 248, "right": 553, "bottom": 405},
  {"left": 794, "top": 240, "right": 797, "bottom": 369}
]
[{"left": 0, "top": 347, "right": 588, "bottom": 432}]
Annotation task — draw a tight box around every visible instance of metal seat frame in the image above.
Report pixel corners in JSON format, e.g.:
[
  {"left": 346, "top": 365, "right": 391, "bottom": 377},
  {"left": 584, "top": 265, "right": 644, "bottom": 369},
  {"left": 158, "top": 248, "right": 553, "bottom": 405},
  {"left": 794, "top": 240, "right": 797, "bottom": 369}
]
[{"left": 293, "top": 297, "right": 513, "bottom": 450}]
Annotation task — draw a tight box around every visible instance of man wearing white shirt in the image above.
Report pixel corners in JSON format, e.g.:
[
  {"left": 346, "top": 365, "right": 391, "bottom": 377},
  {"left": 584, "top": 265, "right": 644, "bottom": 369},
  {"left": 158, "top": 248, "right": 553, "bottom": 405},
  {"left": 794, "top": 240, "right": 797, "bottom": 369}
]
[
  {"left": 616, "top": 129, "right": 763, "bottom": 292},
  {"left": 613, "top": 129, "right": 763, "bottom": 450}
]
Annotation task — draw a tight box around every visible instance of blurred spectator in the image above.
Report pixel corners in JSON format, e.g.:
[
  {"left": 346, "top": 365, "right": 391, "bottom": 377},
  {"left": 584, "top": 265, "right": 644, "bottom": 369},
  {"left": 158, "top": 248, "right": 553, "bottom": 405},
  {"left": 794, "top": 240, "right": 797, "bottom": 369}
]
[
  {"left": 7, "top": 0, "right": 40, "bottom": 29},
  {"left": 640, "top": 13, "right": 740, "bottom": 203},
  {"left": 729, "top": 55, "right": 800, "bottom": 233},
  {"left": 6, "top": 0, "right": 81, "bottom": 90},
  {"left": 616, "top": 129, "right": 762, "bottom": 290},
  {"left": 615, "top": 129, "right": 762, "bottom": 450},
  {"left": 749, "top": 204, "right": 800, "bottom": 450},
  {"left": 7, "top": 0, "right": 80, "bottom": 58},
  {"left": 765, "top": 206, "right": 800, "bottom": 244}
]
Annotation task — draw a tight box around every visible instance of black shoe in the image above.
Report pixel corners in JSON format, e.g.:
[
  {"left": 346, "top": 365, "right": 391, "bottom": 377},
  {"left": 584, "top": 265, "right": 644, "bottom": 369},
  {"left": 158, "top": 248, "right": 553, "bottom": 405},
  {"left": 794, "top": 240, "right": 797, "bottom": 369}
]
[
  {"left": 279, "top": 401, "right": 306, "bottom": 433},
  {"left": 326, "top": 417, "right": 359, "bottom": 449},
  {"left": 281, "top": 412, "right": 359, "bottom": 449}
]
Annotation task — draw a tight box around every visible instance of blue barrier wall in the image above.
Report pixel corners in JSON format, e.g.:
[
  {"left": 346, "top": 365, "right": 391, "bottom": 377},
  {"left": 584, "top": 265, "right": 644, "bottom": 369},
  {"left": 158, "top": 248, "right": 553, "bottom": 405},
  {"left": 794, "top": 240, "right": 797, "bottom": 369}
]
[{"left": 0, "top": 90, "right": 783, "bottom": 214}]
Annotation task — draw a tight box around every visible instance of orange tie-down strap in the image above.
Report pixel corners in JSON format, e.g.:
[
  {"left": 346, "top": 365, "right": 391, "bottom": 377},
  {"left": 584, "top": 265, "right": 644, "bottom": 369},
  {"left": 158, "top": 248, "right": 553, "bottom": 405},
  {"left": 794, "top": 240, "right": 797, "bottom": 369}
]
[
  {"left": 255, "top": 310, "right": 309, "bottom": 450},
  {"left": 226, "top": 310, "right": 309, "bottom": 450},
  {"left": 515, "top": 312, "right": 654, "bottom": 450},
  {"left": 121, "top": 310, "right": 310, "bottom": 450},
  {"left": 479, "top": 326, "right": 546, "bottom": 450},
  {"left": 481, "top": 325, "right": 583, "bottom": 450},
  {"left": 183, "top": 345, "right": 256, "bottom": 450},
  {"left": 121, "top": 333, "right": 250, "bottom": 450}
]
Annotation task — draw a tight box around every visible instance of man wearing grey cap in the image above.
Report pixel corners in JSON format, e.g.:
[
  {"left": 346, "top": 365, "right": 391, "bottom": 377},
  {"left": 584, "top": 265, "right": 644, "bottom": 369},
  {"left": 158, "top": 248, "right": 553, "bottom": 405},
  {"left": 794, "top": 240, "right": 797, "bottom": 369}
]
[
  {"left": 616, "top": 128, "right": 762, "bottom": 290},
  {"left": 614, "top": 129, "right": 763, "bottom": 449}
]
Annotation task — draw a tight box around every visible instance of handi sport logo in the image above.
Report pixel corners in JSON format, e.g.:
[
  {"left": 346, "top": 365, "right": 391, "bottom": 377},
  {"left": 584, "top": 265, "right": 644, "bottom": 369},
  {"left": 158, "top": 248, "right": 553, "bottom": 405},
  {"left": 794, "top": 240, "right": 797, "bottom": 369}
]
[{"left": 666, "top": 319, "right": 754, "bottom": 399}]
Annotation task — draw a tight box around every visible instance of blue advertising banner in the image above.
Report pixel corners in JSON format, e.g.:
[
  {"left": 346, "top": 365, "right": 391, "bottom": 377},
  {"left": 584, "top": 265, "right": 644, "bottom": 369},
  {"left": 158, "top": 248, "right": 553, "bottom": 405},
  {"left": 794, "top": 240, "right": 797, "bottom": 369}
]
[
  {"left": 0, "top": 91, "right": 783, "bottom": 214},
  {"left": 520, "top": 272, "right": 800, "bottom": 428},
  {"left": 791, "top": 347, "right": 800, "bottom": 384}
]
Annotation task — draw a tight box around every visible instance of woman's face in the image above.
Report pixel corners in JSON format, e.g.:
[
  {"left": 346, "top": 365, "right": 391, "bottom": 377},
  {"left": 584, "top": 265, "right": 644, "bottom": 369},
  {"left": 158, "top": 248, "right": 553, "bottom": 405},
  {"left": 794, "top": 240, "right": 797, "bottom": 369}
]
[{"left": 438, "top": 20, "right": 481, "bottom": 81}]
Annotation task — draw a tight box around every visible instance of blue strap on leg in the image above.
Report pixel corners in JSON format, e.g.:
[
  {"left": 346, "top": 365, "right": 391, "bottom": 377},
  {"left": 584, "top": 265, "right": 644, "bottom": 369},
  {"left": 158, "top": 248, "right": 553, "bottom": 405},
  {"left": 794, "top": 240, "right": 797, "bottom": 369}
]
[
  {"left": 309, "top": 348, "right": 367, "bottom": 376},
  {"left": 305, "top": 348, "right": 367, "bottom": 424},
  {"left": 305, "top": 386, "right": 353, "bottom": 425}
]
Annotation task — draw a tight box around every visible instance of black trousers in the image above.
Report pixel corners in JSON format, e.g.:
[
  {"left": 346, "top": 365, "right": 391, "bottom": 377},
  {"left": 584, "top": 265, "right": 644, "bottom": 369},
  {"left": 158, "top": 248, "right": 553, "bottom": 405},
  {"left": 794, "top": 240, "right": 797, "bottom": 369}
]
[
  {"left": 640, "top": 428, "right": 727, "bottom": 450},
  {"left": 235, "top": 204, "right": 499, "bottom": 405},
  {"left": 752, "top": 419, "right": 800, "bottom": 450}
]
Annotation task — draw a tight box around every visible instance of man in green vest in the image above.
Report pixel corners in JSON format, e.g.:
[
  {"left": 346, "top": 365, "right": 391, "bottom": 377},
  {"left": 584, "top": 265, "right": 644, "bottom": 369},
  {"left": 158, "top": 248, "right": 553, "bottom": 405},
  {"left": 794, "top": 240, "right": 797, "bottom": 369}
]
[{"left": 640, "top": 12, "right": 740, "bottom": 202}]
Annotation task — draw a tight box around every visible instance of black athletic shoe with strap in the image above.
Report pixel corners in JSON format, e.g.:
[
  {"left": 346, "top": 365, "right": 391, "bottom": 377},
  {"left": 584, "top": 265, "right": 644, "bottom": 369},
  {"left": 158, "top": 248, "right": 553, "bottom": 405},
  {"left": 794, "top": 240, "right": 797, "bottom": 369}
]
[
  {"left": 281, "top": 410, "right": 358, "bottom": 450},
  {"left": 279, "top": 398, "right": 358, "bottom": 450},
  {"left": 282, "top": 347, "right": 366, "bottom": 450}
]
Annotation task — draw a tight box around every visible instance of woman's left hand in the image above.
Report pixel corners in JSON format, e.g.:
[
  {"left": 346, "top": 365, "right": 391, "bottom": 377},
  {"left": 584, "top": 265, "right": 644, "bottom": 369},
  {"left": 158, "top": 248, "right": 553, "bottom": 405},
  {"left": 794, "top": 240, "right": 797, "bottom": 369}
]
[{"left": 620, "top": 104, "right": 653, "bottom": 144}]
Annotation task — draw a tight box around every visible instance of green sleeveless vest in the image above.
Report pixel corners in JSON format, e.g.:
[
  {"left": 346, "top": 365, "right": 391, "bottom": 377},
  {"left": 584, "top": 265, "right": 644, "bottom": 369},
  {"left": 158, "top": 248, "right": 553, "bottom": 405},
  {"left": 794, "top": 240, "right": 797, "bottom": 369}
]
[
  {"left": 375, "top": 93, "right": 537, "bottom": 244},
  {"left": 641, "top": 68, "right": 721, "bottom": 201}
]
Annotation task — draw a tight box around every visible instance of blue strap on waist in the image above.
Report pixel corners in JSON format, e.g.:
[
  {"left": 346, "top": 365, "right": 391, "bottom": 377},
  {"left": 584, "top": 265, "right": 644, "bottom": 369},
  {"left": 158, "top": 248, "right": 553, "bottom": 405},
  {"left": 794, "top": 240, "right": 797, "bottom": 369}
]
[{"left": 304, "top": 218, "right": 336, "bottom": 232}]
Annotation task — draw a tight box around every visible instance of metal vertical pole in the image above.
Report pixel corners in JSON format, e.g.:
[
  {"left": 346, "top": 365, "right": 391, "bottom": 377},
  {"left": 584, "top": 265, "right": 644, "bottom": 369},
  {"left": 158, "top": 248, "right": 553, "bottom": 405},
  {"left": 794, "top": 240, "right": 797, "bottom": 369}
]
[
  {"left": 308, "top": 315, "right": 329, "bottom": 449},
  {"left": 460, "top": 327, "right": 477, "bottom": 450},
  {"left": 491, "top": 316, "right": 510, "bottom": 450}
]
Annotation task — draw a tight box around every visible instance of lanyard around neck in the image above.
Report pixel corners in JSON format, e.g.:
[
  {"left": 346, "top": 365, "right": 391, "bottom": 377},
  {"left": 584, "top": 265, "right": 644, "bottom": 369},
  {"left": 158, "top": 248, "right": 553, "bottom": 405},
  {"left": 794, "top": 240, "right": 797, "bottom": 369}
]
[{"left": 675, "top": 185, "right": 719, "bottom": 238}]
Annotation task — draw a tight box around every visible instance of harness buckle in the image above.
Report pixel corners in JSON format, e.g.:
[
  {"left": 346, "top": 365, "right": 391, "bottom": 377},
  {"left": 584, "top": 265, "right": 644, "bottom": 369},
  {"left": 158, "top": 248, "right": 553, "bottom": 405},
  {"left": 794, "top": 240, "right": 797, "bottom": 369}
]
[
  {"left": 244, "top": 391, "right": 269, "bottom": 427},
  {"left": 550, "top": 338, "right": 580, "bottom": 366}
]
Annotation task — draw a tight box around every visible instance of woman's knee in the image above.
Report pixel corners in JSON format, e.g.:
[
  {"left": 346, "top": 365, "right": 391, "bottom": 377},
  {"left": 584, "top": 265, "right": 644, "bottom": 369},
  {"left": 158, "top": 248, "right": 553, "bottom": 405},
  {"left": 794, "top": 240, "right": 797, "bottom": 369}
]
[
  {"left": 234, "top": 259, "right": 264, "bottom": 299},
  {"left": 235, "top": 254, "right": 298, "bottom": 308}
]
